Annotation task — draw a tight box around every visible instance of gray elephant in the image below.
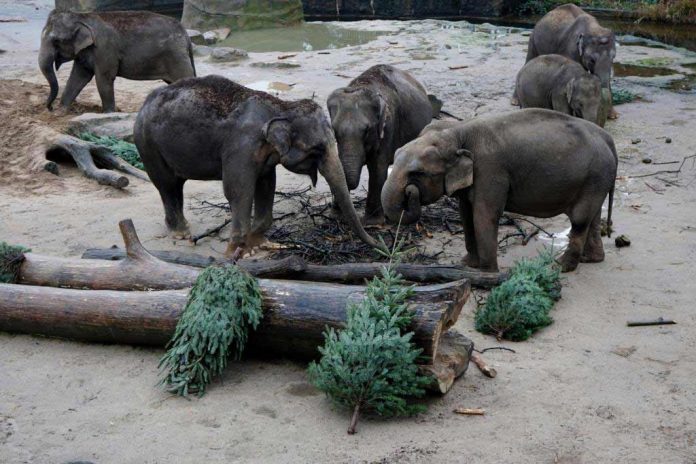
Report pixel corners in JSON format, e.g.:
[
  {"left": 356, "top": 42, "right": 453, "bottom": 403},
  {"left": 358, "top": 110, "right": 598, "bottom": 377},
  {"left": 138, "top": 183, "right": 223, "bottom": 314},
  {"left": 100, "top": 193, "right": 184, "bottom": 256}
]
[
  {"left": 516, "top": 54, "right": 602, "bottom": 126},
  {"left": 515, "top": 4, "right": 616, "bottom": 118},
  {"left": 327, "top": 65, "right": 435, "bottom": 225},
  {"left": 381, "top": 109, "right": 617, "bottom": 273},
  {"left": 39, "top": 10, "right": 196, "bottom": 113},
  {"left": 134, "top": 75, "right": 381, "bottom": 255}
]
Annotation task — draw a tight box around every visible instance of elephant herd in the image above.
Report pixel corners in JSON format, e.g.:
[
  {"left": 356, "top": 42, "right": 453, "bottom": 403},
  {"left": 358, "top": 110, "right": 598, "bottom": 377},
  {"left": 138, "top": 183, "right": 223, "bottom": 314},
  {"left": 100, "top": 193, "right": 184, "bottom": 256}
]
[{"left": 39, "top": 3, "right": 619, "bottom": 273}]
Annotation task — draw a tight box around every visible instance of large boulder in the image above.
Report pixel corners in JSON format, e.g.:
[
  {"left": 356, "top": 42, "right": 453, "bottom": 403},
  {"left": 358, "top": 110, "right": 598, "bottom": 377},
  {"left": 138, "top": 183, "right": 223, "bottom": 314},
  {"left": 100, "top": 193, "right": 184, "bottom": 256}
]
[
  {"left": 67, "top": 112, "right": 138, "bottom": 142},
  {"left": 181, "top": 0, "right": 303, "bottom": 31}
]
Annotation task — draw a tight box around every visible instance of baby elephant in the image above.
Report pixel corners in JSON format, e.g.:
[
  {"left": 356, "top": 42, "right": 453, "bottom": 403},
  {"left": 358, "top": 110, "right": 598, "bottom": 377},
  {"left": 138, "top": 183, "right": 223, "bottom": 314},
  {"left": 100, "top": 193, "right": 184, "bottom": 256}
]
[
  {"left": 327, "top": 64, "right": 436, "bottom": 225},
  {"left": 516, "top": 54, "right": 602, "bottom": 126},
  {"left": 382, "top": 109, "right": 617, "bottom": 273},
  {"left": 40, "top": 10, "right": 196, "bottom": 112},
  {"left": 135, "top": 75, "right": 379, "bottom": 255}
]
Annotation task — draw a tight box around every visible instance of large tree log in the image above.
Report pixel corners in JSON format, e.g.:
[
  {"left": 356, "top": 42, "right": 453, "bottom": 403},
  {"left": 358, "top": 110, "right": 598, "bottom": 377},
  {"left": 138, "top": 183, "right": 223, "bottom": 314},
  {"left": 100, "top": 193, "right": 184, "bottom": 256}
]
[
  {"left": 81, "top": 247, "right": 508, "bottom": 287},
  {"left": 0, "top": 277, "right": 467, "bottom": 361},
  {"left": 18, "top": 220, "right": 306, "bottom": 290}
]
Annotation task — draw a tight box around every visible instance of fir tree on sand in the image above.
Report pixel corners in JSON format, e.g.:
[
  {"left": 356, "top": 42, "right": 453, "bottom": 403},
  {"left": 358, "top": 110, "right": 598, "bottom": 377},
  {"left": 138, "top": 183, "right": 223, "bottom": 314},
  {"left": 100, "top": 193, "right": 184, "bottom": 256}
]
[{"left": 308, "top": 232, "right": 430, "bottom": 434}]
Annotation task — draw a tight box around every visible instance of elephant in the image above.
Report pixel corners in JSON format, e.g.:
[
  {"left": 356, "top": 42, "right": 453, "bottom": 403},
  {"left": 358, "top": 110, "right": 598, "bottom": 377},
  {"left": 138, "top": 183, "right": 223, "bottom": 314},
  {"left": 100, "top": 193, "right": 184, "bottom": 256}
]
[
  {"left": 381, "top": 109, "right": 617, "bottom": 273},
  {"left": 514, "top": 3, "right": 617, "bottom": 118},
  {"left": 516, "top": 54, "right": 602, "bottom": 126},
  {"left": 134, "top": 75, "right": 381, "bottom": 255},
  {"left": 327, "top": 64, "right": 436, "bottom": 225},
  {"left": 39, "top": 10, "right": 196, "bottom": 113}
]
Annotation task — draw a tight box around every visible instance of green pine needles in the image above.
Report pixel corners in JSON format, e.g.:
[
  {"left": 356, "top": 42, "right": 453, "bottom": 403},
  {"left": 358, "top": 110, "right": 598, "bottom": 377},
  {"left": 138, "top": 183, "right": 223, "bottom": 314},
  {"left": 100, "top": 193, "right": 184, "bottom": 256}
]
[
  {"left": 0, "top": 241, "right": 29, "bottom": 284},
  {"left": 78, "top": 132, "right": 144, "bottom": 169},
  {"left": 308, "top": 236, "right": 430, "bottom": 435},
  {"left": 159, "top": 265, "right": 263, "bottom": 397},
  {"left": 475, "top": 249, "right": 561, "bottom": 342}
]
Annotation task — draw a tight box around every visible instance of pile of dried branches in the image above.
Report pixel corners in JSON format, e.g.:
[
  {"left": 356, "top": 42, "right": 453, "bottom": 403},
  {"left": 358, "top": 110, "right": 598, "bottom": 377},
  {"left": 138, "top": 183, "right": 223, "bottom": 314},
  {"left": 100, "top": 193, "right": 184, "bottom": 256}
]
[{"left": 192, "top": 187, "right": 545, "bottom": 265}]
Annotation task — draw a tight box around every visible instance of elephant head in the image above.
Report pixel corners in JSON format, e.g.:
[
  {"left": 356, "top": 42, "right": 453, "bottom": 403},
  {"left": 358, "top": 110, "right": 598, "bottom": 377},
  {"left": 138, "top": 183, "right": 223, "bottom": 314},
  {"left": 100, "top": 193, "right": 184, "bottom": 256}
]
[
  {"left": 327, "top": 88, "right": 387, "bottom": 190},
  {"left": 566, "top": 74, "right": 601, "bottom": 125},
  {"left": 382, "top": 128, "right": 472, "bottom": 224},
  {"left": 577, "top": 32, "right": 616, "bottom": 89},
  {"left": 263, "top": 103, "right": 382, "bottom": 250},
  {"left": 39, "top": 11, "right": 95, "bottom": 110}
]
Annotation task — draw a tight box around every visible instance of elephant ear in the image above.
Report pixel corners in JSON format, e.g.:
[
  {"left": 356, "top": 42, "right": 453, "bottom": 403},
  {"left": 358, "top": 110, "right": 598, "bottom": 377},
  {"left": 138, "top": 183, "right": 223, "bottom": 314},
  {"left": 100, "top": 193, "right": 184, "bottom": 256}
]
[
  {"left": 576, "top": 33, "right": 585, "bottom": 57},
  {"left": 566, "top": 78, "right": 575, "bottom": 105},
  {"left": 262, "top": 117, "right": 291, "bottom": 156},
  {"left": 445, "top": 149, "right": 473, "bottom": 196},
  {"left": 374, "top": 92, "right": 388, "bottom": 140},
  {"left": 74, "top": 22, "right": 94, "bottom": 54}
]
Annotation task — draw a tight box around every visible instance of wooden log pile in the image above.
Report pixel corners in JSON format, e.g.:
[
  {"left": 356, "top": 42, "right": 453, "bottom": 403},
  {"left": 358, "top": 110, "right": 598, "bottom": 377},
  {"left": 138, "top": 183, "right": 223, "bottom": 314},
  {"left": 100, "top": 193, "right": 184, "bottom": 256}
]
[{"left": 0, "top": 219, "right": 485, "bottom": 394}]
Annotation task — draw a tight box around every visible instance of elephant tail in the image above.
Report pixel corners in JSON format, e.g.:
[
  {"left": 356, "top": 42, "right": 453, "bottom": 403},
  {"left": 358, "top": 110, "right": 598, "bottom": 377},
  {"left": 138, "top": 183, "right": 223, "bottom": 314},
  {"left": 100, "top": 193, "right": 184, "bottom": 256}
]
[
  {"left": 606, "top": 182, "right": 614, "bottom": 238},
  {"left": 187, "top": 40, "right": 197, "bottom": 77}
]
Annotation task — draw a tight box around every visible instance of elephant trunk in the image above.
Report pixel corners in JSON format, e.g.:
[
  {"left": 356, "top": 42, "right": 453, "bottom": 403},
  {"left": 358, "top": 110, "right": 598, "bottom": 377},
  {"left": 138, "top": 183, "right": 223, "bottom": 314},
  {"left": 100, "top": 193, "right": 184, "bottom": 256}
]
[
  {"left": 594, "top": 55, "right": 613, "bottom": 89},
  {"left": 337, "top": 140, "right": 365, "bottom": 191},
  {"left": 382, "top": 173, "right": 422, "bottom": 225},
  {"left": 39, "top": 36, "right": 59, "bottom": 111},
  {"left": 319, "top": 137, "right": 382, "bottom": 251}
]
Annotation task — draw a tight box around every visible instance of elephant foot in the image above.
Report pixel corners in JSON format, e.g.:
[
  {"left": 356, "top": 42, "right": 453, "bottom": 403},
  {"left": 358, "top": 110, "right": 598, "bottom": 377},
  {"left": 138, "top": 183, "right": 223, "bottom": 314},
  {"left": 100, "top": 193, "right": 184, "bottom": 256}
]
[
  {"left": 462, "top": 253, "right": 480, "bottom": 268},
  {"left": 557, "top": 253, "right": 579, "bottom": 273},
  {"left": 510, "top": 97, "right": 519, "bottom": 106},
  {"left": 608, "top": 108, "right": 619, "bottom": 120},
  {"left": 170, "top": 229, "right": 192, "bottom": 240},
  {"left": 362, "top": 214, "right": 386, "bottom": 228},
  {"left": 580, "top": 250, "right": 605, "bottom": 263}
]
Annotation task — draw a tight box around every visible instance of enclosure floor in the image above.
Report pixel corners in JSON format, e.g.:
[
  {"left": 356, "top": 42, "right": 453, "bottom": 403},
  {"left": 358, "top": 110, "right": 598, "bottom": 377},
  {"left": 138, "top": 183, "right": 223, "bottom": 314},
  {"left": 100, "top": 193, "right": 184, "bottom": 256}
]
[{"left": 1, "top": 1, "right": 695, "bottom": 463}]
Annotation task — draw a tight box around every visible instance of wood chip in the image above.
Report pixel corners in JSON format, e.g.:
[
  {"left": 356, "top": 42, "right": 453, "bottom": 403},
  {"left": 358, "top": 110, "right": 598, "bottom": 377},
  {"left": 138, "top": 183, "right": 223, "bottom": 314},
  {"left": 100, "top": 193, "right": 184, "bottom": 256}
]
[
  {"left": 278, "top": 53, "right": 297, "bottom": 60},
  {"left": 448, "top": 65, "right": 469, "bottom": 70},
  {"left": 453, "top": 408, "right": 485, "bottom": 415}
]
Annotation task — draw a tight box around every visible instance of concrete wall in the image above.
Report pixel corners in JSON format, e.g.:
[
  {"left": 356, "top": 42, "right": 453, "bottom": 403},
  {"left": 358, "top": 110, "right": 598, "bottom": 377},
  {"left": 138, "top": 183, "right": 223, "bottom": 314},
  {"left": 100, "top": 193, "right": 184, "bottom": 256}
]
[
  {"left": 302, "top": 0, "right": 512, "bottom": 19},
  {"left": 181, "top": 0, "right": 303, "bottom": 31}
]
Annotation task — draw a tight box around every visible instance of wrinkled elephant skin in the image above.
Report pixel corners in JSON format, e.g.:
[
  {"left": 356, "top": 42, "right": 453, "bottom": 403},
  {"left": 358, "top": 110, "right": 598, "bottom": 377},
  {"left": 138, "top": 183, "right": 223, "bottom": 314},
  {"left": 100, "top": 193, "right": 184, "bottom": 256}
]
[
  {"left": 134, "top": 75, "right": 380, "bottom": 256},
  {"left": 327, "top": 64, "right": 436, "bottom": 225},
  {"left": 382, "top": 109, "right": 618, "bottom": 273},
  {"left": 40, "top": 9, "right": 196, "bottom": 112}
]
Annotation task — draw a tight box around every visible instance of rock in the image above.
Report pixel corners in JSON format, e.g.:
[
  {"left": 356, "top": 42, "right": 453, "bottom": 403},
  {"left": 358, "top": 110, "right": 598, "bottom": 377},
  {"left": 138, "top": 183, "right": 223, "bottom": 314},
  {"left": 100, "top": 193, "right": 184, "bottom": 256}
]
[
  {"left": 187, "top": 29, "right": 205, "bottom": 46},
  {"left": 615, "top": 235, "right": 631, "bottom": 248},
  {"left": 611, "top": 346, "right": 636, "bottom": 358},
  {"left": 595, "top": 405, "right": 616, "bottom": 420},
  {"left": 203, "top": 31, "right": 218, "bottom": 45},
  {"left": 210, "top": 27, "right": 231, "bottom": 41},
  {"left": 67, "top": 112, "right": 138, "bottom": 142},
  {"left": 209, "top": 47, "right": 249, "bottom": 62},
  {"left": 182, "top": 0, "right": 304, "bottom": 32},
  {"left": 642, "top": 157, "right": 652, "bottom": 164},
  {"left": 631, "top": 138, "right": 641, "bottom": 144},
  {"left": 193, "top": 45, "right": 213, "bottom": 57},
  {"left": 665, "top": 137, "right": 672, "bottom": 143},
  {"left": 251, "top": 61, "right": 301, "bottom": 69}
]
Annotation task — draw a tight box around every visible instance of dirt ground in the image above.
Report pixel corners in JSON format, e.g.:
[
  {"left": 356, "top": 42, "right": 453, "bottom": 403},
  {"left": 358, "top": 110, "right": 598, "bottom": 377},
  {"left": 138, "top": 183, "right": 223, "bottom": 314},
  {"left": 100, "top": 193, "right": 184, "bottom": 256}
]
[{"left": 1, "top": 2, "right": 696, "bottom": 463}]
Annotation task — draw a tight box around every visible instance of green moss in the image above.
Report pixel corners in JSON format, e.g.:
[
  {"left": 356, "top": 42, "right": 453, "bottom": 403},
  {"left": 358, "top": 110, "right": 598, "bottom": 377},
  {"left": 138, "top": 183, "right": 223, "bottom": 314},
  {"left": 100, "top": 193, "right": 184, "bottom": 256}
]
[
  {"left": 612, "top": 87, "right": 640, "bottom": 105},
  {"left": 0, "top": 242, "right": 29, "bottom": 284},
  {"left": 158, "top": 265, "right": 263, "bottom": 397},
  {"left": 633, "top": 57, "right": 676, "bottom": 67}
]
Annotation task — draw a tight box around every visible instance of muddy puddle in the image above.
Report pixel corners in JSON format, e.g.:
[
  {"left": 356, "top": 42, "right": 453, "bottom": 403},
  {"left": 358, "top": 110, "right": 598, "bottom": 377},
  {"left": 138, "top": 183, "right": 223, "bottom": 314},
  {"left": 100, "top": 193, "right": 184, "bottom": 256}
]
[
  {"left": 614, "top": 63, "right": 678, "bottom": 77},
  {"left": 614, "top": 63, "right": 696, "bottom": 93},
  {"left": 215, "top": 23, "right": 388, "bottom": 52}
]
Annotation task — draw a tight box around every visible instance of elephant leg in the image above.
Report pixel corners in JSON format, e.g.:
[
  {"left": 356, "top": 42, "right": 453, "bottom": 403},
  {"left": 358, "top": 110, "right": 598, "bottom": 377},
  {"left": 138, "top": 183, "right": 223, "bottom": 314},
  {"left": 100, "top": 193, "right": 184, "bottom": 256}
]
[
  {"left": 223, "top": 165, "right": 255, "bottom": 257},
  {"left": 248, "top": 170, "right": 276, "bottom": 246},
  {"left": 364, "top": 160, "right": 388, "bottom": 226},
  {"left": 151, "top": 169, "right": 189, "bottom": 238},
  {"left": 580, "top": 209, "right": 605, "bottom": 263},
  {"left": 558, "top": 199, "right": 598, "bottom": 272},
  {"left": 94, "top": 71, "right": 116, "bottom": 113},
  {"left": 59, "top": 63, "right": 94, "bottom": 109},
  {"left": 457, "top": 192, "right": 479, "bottom": 268},
  {"left": 472, "top": 202, "right": 502, "bottom": 273},
  {"left": 606, "top": 82, "right": 619, "bottom": 120},
  {"left": 512, "top": 32, "right": 536, "bottom": 105}
]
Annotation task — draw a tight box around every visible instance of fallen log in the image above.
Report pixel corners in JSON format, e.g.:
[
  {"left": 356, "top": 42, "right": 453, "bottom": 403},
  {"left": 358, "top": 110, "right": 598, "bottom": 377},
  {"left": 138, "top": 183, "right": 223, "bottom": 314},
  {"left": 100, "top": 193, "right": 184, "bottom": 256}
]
[
  {"left": 82, "top": 246, "right": 507, "bottom": 287},
  {"left": 44, "top": 131, "right": 148, "bottom": 188},
  {"left": 18, "top": 220, "right": 306, "bottom": 290},
  {"left": 0, "top": 277, "right": 467, "bottom": 362}
]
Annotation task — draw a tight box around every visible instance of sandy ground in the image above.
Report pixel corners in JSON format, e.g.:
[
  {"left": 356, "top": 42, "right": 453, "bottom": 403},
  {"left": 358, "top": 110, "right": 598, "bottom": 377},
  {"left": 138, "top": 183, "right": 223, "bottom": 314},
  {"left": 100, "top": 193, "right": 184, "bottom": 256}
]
[{"left": 1, "top": 2, "right": 696, "bottom": 463}]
